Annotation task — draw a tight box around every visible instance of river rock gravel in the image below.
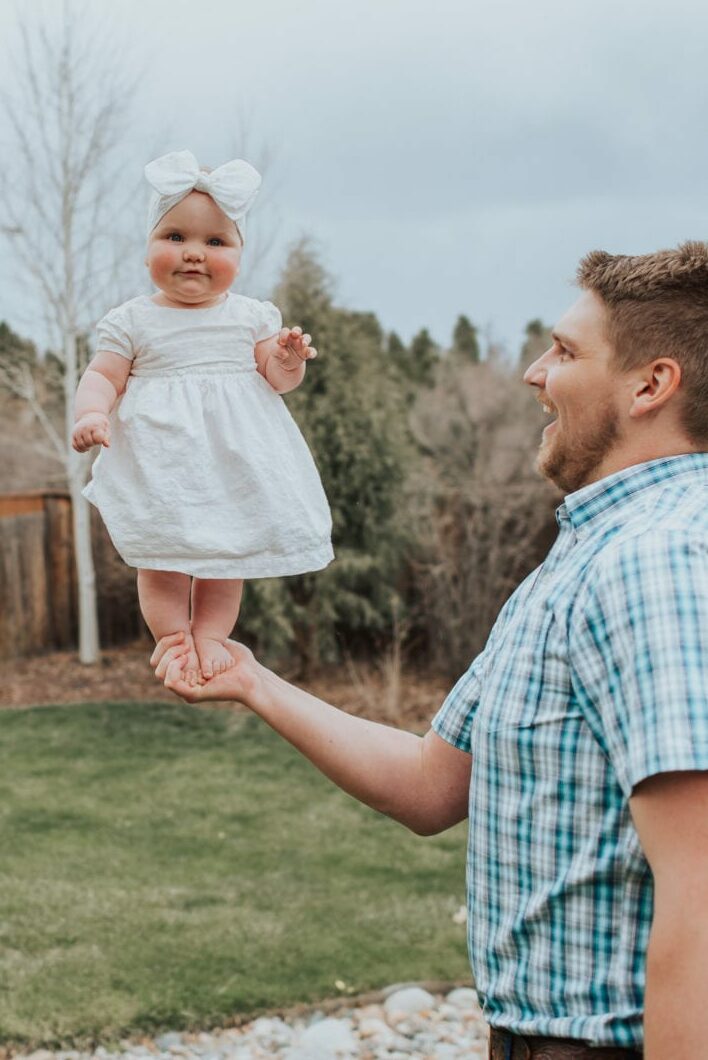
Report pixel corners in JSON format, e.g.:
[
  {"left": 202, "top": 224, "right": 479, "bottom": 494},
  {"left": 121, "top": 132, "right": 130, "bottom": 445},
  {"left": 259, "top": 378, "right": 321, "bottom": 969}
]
[{"left": 14, "top": 986, "right": 489, "bottom": 1060}]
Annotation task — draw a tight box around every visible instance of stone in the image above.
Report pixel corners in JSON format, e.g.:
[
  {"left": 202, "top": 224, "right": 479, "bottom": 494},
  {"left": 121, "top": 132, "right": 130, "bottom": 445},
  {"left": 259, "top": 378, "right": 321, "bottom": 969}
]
[
  {"left": 154, "top": 1036, "right": 183, "bottom": 1052},
  {"left": 249, "top": 1016, "right": 293, "bottom": 1042},
  {"left": 446, "top": 987, "right": 479, "bottom": 1010},
  {"left": 356, "top": 1016, "right": 396, "bottom": 1043},
  {"left": 431, "top": 1046, "right": 461, "bottom": 1060},
  {"left": 383, "top": 987, "right": 436, "bottom": 1019},
  {"left": 286, "top": 1016, "right": 358, "bottom": 1058}
]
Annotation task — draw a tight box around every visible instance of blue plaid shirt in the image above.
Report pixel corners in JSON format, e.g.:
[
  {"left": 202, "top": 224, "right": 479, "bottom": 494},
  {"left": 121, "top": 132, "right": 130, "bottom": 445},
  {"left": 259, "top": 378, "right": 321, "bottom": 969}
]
[{"left": 433, "top": 454, "right": 708, "bottom": 1048}]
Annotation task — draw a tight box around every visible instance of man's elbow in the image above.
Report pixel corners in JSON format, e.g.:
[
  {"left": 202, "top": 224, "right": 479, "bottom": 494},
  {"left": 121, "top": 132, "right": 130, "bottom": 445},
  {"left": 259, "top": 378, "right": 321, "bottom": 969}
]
[
  {"left": 409, "top": 820, "right": 448, "bottom": 837},
  {"left": 398, "top": 805, "right": 467, "bottom": 837}
]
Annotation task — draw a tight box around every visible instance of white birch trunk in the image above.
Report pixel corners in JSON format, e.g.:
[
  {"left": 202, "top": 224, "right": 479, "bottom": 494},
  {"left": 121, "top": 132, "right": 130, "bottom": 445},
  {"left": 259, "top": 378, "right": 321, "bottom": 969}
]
[
  {"left": 68, "top": 463, "right": 100, "bottom": 663},
  {"left": 64, "top": 329, "right": 100, "bottom": 664}
]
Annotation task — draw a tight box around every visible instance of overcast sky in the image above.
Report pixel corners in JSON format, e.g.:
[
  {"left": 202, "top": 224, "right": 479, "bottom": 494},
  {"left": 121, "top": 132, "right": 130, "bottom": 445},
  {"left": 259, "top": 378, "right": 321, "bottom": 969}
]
[{"left": 1, "top": 0, "right": 706, "bottom": 356}]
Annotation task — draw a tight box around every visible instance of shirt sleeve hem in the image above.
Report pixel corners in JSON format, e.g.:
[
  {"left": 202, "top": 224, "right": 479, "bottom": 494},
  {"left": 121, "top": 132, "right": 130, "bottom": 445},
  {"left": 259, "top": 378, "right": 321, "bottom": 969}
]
[
  {"left": 627, "top": 747, "right": 708, "bottom": 795},
  {"left": 431, "top": 711, "right": 472, "bottom": 753}
]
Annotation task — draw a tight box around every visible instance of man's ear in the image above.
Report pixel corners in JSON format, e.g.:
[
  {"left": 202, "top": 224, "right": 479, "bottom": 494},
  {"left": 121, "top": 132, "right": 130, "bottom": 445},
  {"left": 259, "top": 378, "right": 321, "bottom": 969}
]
[{"left": 628, "top": 358, "right": 682, "bottom": 419}]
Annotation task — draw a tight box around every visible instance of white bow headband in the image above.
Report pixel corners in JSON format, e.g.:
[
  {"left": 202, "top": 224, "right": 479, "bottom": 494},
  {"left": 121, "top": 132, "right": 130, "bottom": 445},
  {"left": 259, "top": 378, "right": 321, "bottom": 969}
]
[{"left": 145, "top": 150, "right": 261, "bottom": 243}]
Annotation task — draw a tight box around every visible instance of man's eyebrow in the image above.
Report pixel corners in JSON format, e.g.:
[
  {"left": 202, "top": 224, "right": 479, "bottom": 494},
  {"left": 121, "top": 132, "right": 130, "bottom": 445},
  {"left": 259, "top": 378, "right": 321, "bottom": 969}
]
[{"left": 551, "top": 330, "right": 577, "bottom": 350}]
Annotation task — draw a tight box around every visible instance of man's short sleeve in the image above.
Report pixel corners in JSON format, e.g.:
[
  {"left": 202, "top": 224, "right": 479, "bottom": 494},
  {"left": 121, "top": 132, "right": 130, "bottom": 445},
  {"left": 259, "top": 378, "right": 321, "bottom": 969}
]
[
  {"left": 432, "top": 652, "right": 486, "bottom": 753},
  {"left": 570, "top": 530, "right": 708, "bottom": 796}
]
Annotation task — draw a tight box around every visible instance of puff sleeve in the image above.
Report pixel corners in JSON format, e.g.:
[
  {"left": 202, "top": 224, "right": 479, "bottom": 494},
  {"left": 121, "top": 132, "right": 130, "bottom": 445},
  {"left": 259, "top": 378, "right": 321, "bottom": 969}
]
[
  {"left": 95, "top": 305, "right": 135, "bottom": 361},
  {"left": 254, "top": 300, "right": 283, "bottom": 343}
]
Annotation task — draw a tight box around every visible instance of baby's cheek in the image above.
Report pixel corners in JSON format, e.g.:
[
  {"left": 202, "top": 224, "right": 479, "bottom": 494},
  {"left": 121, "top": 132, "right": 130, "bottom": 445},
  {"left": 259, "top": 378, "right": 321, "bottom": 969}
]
[
  {"left": 150, "top": 247, "right": 177, "bottom": 272},
  {"left": 211, "top": 252, "right": 241, "bottom": 286}
]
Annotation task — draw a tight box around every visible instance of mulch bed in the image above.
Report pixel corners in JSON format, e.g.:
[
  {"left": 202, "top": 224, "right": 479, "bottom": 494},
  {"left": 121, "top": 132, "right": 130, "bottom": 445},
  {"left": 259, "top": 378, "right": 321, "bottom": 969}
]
[{"left": 0, "top": 642, "right": 450, "bottom": 729}]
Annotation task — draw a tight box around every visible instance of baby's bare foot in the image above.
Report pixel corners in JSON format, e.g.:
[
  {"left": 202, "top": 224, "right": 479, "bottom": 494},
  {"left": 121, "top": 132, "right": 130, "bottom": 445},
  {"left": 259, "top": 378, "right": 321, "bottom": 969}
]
[
  {"left": 172, "top": 631, "right": 201, "bottom": 687},
  {"left": 194, "top": 636, "right": 235, "bottom": 680}
]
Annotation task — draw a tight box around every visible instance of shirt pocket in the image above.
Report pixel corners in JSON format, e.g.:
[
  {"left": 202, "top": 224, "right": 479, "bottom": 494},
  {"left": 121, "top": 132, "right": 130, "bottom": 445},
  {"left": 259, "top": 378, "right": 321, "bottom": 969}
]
[{"left": 472, "top": 611, "right": 578, "bottom": 734}]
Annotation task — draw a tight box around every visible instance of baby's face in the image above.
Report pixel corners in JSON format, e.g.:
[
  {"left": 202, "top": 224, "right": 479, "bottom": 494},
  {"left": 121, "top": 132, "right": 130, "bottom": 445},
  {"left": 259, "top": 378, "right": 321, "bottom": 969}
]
[{"left": 146, "top": 191, "right": 243, "bottom": 308}]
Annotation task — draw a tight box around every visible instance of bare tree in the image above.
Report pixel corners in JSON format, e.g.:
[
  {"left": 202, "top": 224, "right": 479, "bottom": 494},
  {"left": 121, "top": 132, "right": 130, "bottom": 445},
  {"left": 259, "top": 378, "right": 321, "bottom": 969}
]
[
  {"left": 226, "top": 105, "right": 282, "bottom": 297},
  {"left": 0, "top": 2, "right": 138, "bottom": 662},
  {"left": 409, "top": 358, "right": 560, "bottom": 676}
]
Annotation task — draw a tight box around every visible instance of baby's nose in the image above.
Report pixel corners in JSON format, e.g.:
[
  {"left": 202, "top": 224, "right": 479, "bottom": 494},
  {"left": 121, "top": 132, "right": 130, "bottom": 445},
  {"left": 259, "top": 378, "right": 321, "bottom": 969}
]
[{"left": 183, "top": 244, "right": 205, "bottom": 261}]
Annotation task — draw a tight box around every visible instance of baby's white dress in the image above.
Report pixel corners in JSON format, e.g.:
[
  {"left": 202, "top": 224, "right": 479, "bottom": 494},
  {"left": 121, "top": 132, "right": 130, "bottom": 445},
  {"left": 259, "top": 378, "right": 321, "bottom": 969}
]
[{"left": 83, "top": 293, "right": 334, "bottom": 579}]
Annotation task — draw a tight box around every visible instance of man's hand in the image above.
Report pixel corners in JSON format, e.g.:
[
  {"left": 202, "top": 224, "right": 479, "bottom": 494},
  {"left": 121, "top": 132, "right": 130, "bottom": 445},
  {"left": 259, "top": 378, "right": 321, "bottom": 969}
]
[
  {"left": 150, "top": 632, "right": 264, "bottom": 705},
  {"left": 274, "top": 325, "right": 317, "bottom": 369},
  {"left": 72, "top": 412, "right": 111, "bottom": 452}
]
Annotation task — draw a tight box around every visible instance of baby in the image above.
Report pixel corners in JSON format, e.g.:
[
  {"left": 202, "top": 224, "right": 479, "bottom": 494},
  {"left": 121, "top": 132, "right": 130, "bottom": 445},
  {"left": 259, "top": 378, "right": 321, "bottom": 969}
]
[{"left": 72, "top": 150, "right": 333, "bottom": 683}]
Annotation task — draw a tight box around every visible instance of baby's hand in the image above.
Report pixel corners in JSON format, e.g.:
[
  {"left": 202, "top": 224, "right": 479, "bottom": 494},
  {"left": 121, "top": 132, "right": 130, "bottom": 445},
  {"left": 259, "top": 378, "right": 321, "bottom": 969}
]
[
  {"left": 72, "top": 413, "right": 111, "bottom": 452},
  {"left": 276, "top": 326, "right": 317, "bottom": 366}
]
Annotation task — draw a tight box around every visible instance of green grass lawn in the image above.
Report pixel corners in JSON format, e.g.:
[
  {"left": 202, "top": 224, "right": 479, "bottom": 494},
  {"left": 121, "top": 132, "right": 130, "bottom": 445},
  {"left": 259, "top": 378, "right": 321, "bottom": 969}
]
[{"left": 0, "top": 701, "right": 469, "bottom": 1047}]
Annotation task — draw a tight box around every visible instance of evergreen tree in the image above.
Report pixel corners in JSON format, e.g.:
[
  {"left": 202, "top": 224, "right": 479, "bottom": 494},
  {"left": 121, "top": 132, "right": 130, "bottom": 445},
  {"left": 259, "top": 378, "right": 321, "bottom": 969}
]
[
  {"left": 386, "top": 331, "right": 407, "bottom": 373},
  {"left": 408, "top": 328, "right": 439, "bottom": 387},
  {"left": 451, "top": 314, "right": 480, "bottom": 363},
  {"left": 0, "top": 321, "right": 38, "bottom": 376},
  {"left": 519, "top": 318, "right": 552, "bottom": 369},
  {"left": 241, "top": 241, "right": 413, "bottom": 674}
]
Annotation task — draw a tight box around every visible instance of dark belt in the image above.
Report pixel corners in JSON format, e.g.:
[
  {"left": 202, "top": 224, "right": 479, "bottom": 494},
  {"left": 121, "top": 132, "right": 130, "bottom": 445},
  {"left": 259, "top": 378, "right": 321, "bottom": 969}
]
[{"left": 489, "top": 1027, "right": 643, "bottom": 1059}]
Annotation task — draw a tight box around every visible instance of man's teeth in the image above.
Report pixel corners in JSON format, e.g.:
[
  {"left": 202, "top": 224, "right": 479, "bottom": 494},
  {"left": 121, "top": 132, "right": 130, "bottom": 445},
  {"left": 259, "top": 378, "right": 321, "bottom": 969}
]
[{"left": 543, "top": 404, "right": 554, "bottom": 414}]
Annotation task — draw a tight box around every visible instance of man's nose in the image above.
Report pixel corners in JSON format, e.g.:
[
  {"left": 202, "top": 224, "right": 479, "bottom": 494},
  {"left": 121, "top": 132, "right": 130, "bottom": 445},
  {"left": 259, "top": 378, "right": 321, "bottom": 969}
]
[{"left": 523, "top": 349, "right": 550, "bottom": 388}]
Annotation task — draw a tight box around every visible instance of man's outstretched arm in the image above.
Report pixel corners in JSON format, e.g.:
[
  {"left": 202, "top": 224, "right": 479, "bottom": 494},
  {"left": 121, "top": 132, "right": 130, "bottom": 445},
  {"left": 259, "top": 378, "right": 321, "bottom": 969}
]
[{"left": 152, "top": 634, "right": 471, "bottom": 836}]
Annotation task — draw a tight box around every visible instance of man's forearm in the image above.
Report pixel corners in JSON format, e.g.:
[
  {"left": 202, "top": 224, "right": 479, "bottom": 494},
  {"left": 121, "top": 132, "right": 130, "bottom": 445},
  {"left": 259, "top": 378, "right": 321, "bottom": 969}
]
[
  {"left": 248, "top": 666, "right": 463, "bottom": 835},
  {"left": 156, "top": 636, "right": 471, "bottom": 834},
  {"left": 644, "top": 917, "right": 708, "bottom": 1057}
]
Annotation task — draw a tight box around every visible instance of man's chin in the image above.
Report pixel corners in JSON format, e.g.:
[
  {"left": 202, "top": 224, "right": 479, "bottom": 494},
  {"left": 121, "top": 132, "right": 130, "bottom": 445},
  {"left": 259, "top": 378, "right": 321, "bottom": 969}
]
[
  {"left": 535, "top": 439, "right": 556, "bottom": 482},
  {"left": 535, "top": 440, "right": 572, "bottom": 493}
]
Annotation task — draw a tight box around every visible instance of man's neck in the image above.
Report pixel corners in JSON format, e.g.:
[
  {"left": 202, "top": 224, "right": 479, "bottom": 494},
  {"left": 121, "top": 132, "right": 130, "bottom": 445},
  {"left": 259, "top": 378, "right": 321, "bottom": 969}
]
[{"left": 586, "top": 434, "right": 701, "bottom": 488}]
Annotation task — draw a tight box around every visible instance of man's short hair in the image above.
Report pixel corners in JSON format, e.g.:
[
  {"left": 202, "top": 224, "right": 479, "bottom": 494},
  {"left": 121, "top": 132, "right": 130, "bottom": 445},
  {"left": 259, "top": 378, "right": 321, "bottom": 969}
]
[{"left": 577, "top": 242, "right": 708, "bottom": 445}]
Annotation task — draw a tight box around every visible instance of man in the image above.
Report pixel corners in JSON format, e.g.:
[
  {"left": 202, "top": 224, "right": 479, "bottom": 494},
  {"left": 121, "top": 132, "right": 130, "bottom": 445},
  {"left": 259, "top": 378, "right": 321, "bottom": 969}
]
[{"left": 152, "top": 243, "right": 708, "bottom": 1059}]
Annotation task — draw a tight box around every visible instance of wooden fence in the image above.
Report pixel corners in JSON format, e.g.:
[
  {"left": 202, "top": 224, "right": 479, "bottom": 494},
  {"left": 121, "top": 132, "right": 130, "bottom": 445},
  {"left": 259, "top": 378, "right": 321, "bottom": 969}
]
[{"left": 0, "top": 491, "right": 143, "bottom": 660}]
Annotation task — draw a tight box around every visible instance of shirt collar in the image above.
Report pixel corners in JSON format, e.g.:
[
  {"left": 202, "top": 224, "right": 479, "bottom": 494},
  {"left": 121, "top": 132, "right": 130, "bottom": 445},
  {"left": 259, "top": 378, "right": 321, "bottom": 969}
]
[{"left": 555, "top": 452, "right": 708, "bottom": 532}]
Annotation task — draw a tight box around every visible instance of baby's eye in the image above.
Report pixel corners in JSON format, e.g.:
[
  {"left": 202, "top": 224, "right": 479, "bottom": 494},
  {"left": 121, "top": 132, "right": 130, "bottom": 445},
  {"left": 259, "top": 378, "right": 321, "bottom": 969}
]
[
  {"left": 166, "top": 232, "right": 183, "bottom": 242},
  {"left": 207, "top": 238, "right": 224, "bottom": 246}
]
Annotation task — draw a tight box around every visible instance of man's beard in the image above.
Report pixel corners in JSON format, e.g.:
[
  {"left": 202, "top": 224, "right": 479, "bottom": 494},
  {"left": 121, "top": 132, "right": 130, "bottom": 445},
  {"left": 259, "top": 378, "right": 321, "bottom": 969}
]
[{"left": 536, "top": 402, "right": 621, "bottom": 494}]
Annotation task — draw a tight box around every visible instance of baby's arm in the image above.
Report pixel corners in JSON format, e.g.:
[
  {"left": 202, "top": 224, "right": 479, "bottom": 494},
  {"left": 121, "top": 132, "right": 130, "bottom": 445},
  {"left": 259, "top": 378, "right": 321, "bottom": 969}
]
[
  {"left": 72, "top": 351, "right": 132, "bottom": 452},
  {"left": 255, "top": 326, "right": 317, "bottom": 395}
]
